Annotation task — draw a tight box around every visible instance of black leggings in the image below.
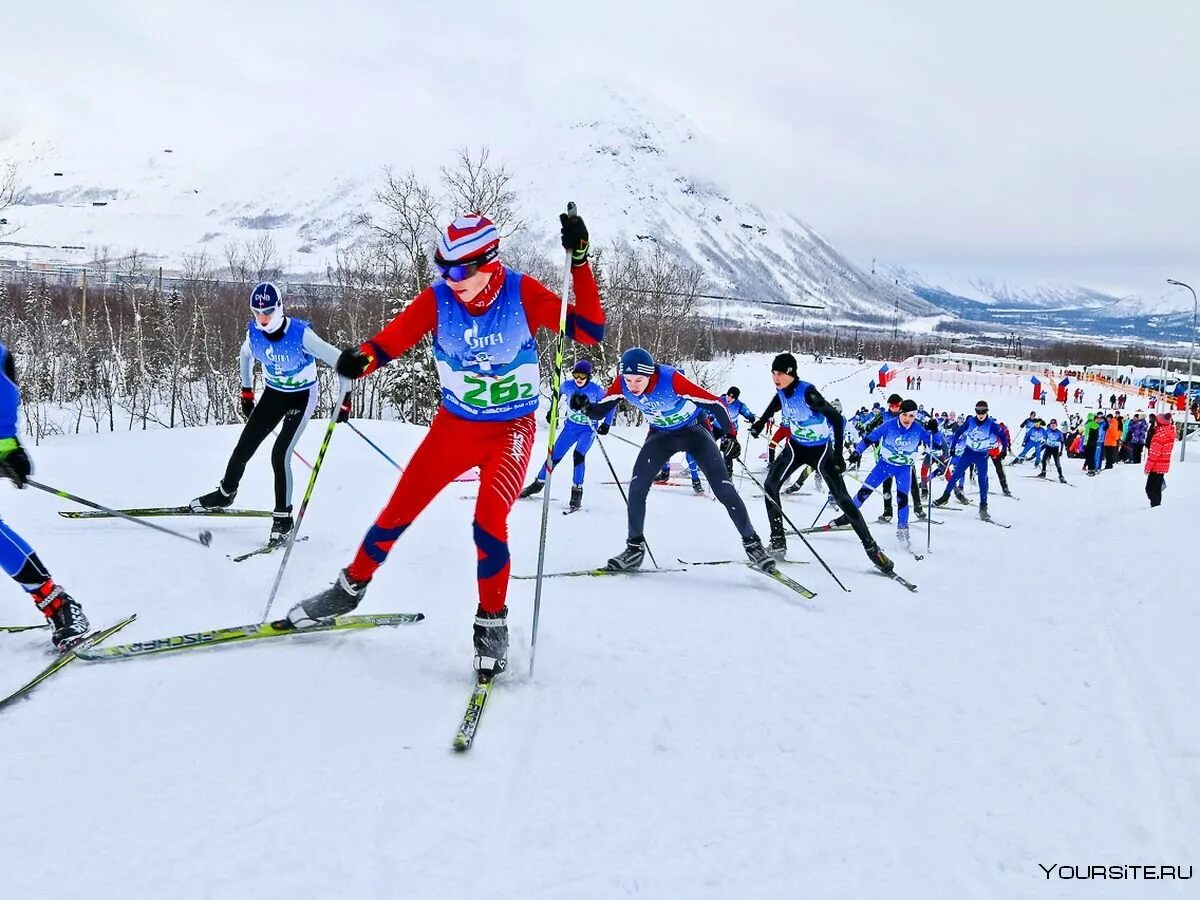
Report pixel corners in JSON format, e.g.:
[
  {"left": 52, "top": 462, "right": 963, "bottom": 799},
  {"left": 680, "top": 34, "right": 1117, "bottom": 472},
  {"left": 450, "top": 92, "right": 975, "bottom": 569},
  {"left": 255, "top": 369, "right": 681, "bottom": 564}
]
[
  {"left": 764, "top": 440, "right": 875, "bottom": 548},
  {"left": 628, "top": 422, "right": 755, "bottom": 541},
  {"left": 221, "top": 386, "right": 317, "bottom": 513},
  {"left": 990, "top": 454, "right": 1009, "bottom": 490},
  {"left": 1040, "top": 446, "right": 1063, "bottom": 477}
]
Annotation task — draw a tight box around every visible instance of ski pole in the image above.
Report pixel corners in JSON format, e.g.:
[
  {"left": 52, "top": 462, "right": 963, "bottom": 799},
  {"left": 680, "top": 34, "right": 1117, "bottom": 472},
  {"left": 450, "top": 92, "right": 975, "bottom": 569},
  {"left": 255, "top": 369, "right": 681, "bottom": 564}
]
[
  {"left": 346, "top": 420, "right": 403, "bottom": 471},
  {"left": 596, "top": 428, "right": 643, "bottom": 452},
  {"left": 808, "top": 494, "right": 832, "bottom": 529},
  {"left": 26, "top": 479, "right": 213, "bottom": 547},
  {"left": 259, "top": 389, "right": 348, "bottom": 622},
  {"left": 530, "top": 202, "right": 576, "bottom": 679},
  {"left": 593, "top": 433, "right": 661, "bottom": 569},
  {"left": 923, "top": 450, "right": 933, "bottom": 554},
  {"left": 735, "top": 458, "right": 849, "bottom": 592}
]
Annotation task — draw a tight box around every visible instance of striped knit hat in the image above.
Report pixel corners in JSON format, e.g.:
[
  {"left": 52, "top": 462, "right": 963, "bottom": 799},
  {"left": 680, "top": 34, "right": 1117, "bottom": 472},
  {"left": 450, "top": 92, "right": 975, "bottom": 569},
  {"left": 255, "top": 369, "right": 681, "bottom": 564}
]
[{"left": 435, "top": 214, "right": 500, "bottom": 265}]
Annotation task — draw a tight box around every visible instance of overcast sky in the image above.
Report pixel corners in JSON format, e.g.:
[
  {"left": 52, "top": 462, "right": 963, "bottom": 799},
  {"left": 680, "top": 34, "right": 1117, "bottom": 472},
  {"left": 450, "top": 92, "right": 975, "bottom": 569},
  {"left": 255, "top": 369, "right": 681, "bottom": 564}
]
[{"left": 4, "top": 0, "right": 1197, "bottom": 295}]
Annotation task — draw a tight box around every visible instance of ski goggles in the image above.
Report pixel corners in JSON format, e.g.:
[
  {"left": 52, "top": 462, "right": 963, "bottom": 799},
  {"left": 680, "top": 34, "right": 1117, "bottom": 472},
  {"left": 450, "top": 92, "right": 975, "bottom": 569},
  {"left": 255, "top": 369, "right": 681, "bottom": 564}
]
[
  {"left": 437, "top": 261, "right": 482, "bottom": 282},
  {"left": 974, "top": 405, "right": 989, "bottom": 415}
]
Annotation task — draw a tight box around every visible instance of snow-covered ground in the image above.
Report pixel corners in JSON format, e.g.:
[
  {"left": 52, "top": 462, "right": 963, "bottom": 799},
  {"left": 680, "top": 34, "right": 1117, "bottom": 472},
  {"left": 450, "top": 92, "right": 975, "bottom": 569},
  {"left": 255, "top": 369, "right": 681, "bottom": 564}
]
[{"left": 1, "top": 356, "right": 1195, "bottom": 899}]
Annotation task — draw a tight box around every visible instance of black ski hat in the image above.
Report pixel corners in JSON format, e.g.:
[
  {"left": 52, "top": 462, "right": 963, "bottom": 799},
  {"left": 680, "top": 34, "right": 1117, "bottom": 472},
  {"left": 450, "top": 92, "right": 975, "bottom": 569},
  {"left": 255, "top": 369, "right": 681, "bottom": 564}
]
[
  {"left": 727, "top": 386, "right": 740, "bottom": 399},
  {"left": 899, "top": 399, "right": 918, "bottom": 413},
  {"left": 771, "top": 353, "right": 797, "bottom": 377},
  {"left": 887, "top": 393, "right": 903, "bottom": 406}
]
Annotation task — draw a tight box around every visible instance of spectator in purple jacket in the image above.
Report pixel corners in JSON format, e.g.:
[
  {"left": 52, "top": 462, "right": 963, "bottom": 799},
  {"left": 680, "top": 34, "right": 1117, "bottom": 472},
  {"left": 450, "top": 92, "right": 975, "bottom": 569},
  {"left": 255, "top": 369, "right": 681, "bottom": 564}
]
[{"left": 1127, "top": 411, "right": 1148, "bottom": 464}]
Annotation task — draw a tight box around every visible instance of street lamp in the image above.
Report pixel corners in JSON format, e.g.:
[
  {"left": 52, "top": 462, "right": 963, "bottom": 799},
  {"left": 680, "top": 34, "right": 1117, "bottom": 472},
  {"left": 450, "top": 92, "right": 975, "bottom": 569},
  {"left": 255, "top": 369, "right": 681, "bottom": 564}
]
[{"left": 1167, "top": 278, "right": 1197, "bottom": 461}]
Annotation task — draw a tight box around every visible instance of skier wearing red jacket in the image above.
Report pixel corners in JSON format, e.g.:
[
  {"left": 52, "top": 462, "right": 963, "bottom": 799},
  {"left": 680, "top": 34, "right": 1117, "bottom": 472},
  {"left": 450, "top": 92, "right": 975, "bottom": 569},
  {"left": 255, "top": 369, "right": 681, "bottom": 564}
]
[{"left": 286, "top": 211, "right": 603, "bottom": 677}]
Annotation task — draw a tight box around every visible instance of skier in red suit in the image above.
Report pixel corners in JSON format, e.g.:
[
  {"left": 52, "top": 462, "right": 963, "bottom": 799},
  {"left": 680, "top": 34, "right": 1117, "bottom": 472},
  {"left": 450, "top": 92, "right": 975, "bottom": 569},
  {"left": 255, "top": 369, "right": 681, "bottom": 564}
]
[{"left": 286, "top": 211, "right": 603, "bottom": 677}]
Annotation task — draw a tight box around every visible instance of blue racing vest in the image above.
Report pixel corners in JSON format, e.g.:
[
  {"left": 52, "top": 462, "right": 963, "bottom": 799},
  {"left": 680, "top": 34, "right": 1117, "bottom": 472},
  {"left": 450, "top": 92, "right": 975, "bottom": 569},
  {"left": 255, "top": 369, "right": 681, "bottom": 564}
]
[
  {"left": 621, "top": 365, "right": 701, "bottom": 430},
  {"left": 778, "top": 381, "right": 831, "bottom": 446},
  {"left": 432, "top": 269, "right": 540, "bottom": 421},
  {"left": 247, "top": 318, "right": 316, "bottom": 392}
]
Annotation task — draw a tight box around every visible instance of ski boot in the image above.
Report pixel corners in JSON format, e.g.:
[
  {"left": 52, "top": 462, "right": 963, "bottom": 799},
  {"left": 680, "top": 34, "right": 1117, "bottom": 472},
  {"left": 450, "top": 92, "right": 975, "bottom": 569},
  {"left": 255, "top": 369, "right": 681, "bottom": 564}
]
[
  {"left": 606, "top": 539, "right": 646, "bottom": 572},
  {"left": 473, "top": 606, "right": 508, "bottom": 677},
  {"left": 190, "top": 482, "right": 235, "bottom": 512},
  {"left": 1001, "top": 487, "right": 1013, "bottom": 497},
  {"left": 954, "top": 489, "right": 972, "bottom": 505},
  {"left": 931, "top": 494, "right": 950, "bottom": 508},
  {"left": 875, "top": 512, "right": 893, "bottom": 524},
  {"left": 767, "top": 528, "right": 788, "bottom": 561},
  {"left": 896, "top": 526, "right": 911, "bottom": 548},
  {"left": 864, "top": 542, "right": 894, "bottom": 574},
  {"left": 654, "top": 466, "right": 671, "bottom": 485},
  {"left": 829, "top": 513, "right": 851, "bottom": 527},
  {"left": 912, "top": 506, "right": 927, "bottom": 521},
  {"left": 285, "top": 568, "right": 369, "bottom": 628},
  {"left": 692, "top": 478, "right": 705, "bottom": 495},
  {"left": 1058, "top": 475, "right": 1068, "bottom": 484},
  {"left": 518, "top": 480, "right": 544, "bottom": 499},
  {"left": 743, "top": 534, "right": 777, "bottom": 573},
  {"left": 568, "top": 485, "right": 583, "bottom": 511},
  {"left": 34, "top": 581, "right": 90, "bottom": 651},
  {"left": 269, "top": 510, "right": 294, "bottom": 545},
  {"left": 978, "top": 503, "right": 992, "bottom": 522}
]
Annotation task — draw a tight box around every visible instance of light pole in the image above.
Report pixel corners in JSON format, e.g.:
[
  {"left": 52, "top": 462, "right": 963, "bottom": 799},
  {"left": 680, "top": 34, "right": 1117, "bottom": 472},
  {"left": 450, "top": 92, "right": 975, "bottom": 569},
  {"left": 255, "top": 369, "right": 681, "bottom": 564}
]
[{"left": 1167, "top": 279, "right": 1197, "bottom": 460}]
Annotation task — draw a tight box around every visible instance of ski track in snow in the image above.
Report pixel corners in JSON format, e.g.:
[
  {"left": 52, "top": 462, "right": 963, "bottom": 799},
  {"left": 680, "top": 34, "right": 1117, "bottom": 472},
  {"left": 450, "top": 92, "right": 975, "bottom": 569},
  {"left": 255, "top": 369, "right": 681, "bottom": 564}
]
[{"left": 1, "top": 355, "right": 1196, "bottom": 899}]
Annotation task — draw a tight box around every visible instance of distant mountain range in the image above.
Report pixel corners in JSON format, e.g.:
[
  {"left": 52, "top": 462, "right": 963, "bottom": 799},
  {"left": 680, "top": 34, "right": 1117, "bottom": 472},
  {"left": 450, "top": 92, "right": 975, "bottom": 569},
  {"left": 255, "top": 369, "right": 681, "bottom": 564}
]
[{"left": 1, "top": 82, "right": 1191, "bottom": 345}]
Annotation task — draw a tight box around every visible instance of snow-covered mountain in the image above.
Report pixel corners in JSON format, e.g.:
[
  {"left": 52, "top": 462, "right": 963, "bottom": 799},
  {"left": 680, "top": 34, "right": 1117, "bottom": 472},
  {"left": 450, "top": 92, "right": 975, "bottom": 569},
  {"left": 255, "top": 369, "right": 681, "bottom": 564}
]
[{"left": 1, "top": 82, "right": 940, "bottom": 326}]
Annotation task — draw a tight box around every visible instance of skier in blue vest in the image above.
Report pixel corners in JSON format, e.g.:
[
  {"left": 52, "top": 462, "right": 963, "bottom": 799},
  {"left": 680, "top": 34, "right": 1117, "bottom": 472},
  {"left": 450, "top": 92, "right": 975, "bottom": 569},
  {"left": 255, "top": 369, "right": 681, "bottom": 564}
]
[
  {"left": 749, "top": 353, "right": 892, "bottom": 572},
  {"left": 189, "top": 282, "right": 349, "bottom": 544},
  {"left": 847, "top": 399, "right": 943, "bottom": 548},
  {"left": 932, "top": 399, "right": 1010, "bottom": 521},
  {"left": 519, "top": 359, "right": 616, "bottom": 510},
  {"left": 571, "top": 347, "right": 775, "bottom": 573},
  {"left": 0, "top": 342, "right": 92, "bottom": 648}
]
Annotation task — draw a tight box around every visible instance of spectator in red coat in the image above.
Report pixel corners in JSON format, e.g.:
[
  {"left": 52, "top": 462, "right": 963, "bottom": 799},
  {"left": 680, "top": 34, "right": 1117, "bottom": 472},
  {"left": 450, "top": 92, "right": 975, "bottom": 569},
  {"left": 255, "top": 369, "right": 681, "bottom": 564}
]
[{"left": 1143, "top": 413, "right": 1176, "bottom": 508}]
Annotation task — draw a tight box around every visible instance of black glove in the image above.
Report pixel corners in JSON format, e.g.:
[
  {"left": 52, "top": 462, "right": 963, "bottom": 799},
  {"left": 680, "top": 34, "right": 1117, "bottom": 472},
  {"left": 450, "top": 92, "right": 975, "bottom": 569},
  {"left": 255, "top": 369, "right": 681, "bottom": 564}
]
[
  {"left": 239, "top": 388, "right": 255, "bottom": 418},
  {"left": 0, "top": 437, "right": 31, "bottom": 488},
  {"left": 569, "top": 392, "right": 590, "bottom": 411},
  {"left": 597, "top": 422, "right": 610, "bottom": 436},
  {"left": 560, "top": 209, "right": 589, "bottom": 267},
  {"left": 719, "top": 434, "right": 735, "bottom": 457},
  {"left": 847, "top": 449, "right": 861, "bottom": 466},
  {"left": 336, "top": 346, "right": 372, "bottom": 379},
  {"left": 546, "top": 408, "right": 554, "bottom": 424},
  {"left": 829, "top": 454, "right": 848, "bottom": 475},
  {"left": 927, "top": 418, "right": 939, "bottom": 433},
  {"left": 999, "top": 448, "right": 1008, "bottom": 460},
  {"left": 749, "top": 423, "right": 764, "bottom": 440},
  {"left": 336, "top": 394, "right": 352, "bottom": 423}
]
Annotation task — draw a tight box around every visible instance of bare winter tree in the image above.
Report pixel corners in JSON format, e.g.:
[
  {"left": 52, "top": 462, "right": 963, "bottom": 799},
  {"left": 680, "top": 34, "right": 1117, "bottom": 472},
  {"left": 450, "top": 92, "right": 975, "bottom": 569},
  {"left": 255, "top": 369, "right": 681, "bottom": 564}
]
[
  {"left": 356, "top": 167, "right": 440, "bottom": 295},
  {"left": 0, "top": 160, "right": 20, "bottom": 236},
  {"left": 440, "top": 146, "right": 524, "bottom": 238}
]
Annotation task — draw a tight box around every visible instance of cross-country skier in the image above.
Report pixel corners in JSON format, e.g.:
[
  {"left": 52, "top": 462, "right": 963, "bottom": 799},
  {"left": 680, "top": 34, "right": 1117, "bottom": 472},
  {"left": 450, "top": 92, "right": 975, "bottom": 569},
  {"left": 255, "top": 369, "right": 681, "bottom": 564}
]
[
  {"left": 189, "top": 282, "right": 350, "bottom": 544},
  {"left": 1013, "top": 417, "right": 1045, "bottom": 466},
  {"left": 283, "top": 212, "right": 602, "bottom": 677},
  {"left": 932, "top": 400, "right": 1009, "bottom": 520},
  {"left": 749, "top": 353, "right": 893, "bottom": 572},
  {"left": 718, "top": 386, "right": 757, "bottom": 477},
  {"left": 0, "top": 342, "right": 91, "bottom": 648},
  {"left": 518, "top": 359, "right": 615, "bottom": 510},
  {"left": 1037, "top": 418, "right": 1067, "bottom": 481},
  {"left": 570, "top": 347, "right": 776, "bottom": 573},
  {"left": 852, "top": 393, "right": 926, "bottom": 520},
  {"left": 846, "top": 399, "right": 943, "bottom": 548}
]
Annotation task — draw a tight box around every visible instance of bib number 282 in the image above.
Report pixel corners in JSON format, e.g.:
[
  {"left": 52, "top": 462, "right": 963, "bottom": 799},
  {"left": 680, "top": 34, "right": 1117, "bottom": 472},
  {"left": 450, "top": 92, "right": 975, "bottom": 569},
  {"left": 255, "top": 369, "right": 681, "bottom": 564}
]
[{"left": 462, "top": 373, "right": 534, "bottom": 408}]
